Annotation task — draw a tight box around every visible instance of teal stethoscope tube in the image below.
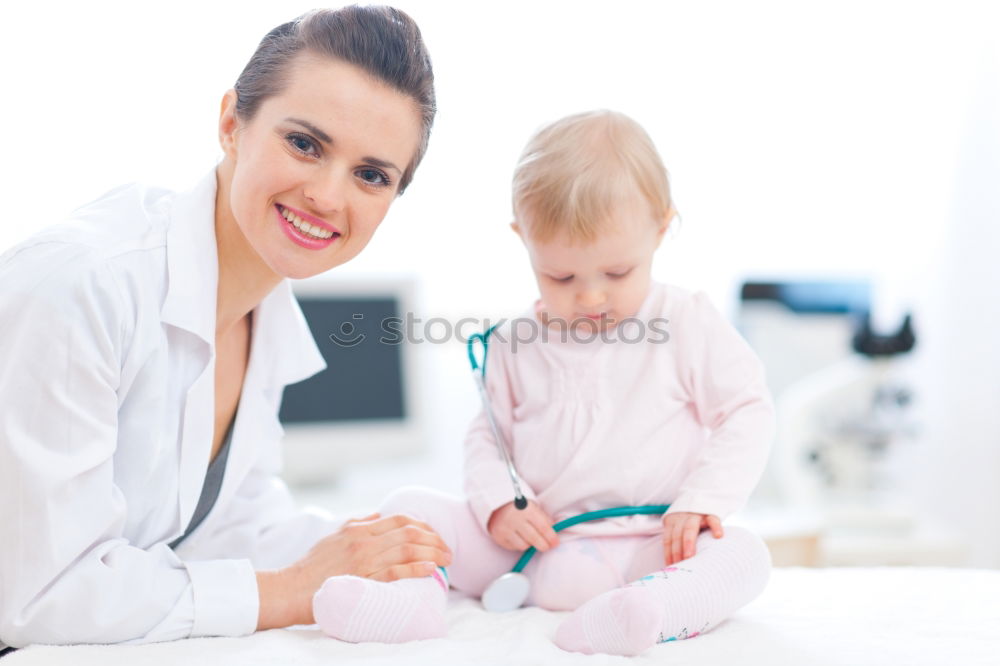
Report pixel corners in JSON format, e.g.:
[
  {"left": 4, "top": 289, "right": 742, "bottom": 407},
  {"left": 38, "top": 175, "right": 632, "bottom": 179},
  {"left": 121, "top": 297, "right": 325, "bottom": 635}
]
[
  {"left": 468, "top": 326, "right": 528, "bottom": 510},
  {"left": 511, "top": 505, "right": 671, "bottom": 572}
]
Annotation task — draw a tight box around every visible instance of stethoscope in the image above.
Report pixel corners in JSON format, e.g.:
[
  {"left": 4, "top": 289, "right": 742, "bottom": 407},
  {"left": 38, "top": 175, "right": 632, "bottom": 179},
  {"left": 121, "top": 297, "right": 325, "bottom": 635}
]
[{"left": 467, "top": 327, "right": 670, "bottom": 612}]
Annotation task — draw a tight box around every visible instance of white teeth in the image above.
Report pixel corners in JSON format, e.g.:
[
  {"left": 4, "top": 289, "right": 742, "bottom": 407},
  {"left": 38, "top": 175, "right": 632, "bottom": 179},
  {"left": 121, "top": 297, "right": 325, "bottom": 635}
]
[{"left": 279, "top": 206, "right": 336, "bottom": 240}]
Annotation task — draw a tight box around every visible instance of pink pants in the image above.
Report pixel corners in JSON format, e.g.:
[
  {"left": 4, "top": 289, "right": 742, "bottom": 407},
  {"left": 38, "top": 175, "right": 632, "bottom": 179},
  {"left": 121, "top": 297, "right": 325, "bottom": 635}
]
[{"left": 380, "top": 486, "right": 765, "bottom": 612}]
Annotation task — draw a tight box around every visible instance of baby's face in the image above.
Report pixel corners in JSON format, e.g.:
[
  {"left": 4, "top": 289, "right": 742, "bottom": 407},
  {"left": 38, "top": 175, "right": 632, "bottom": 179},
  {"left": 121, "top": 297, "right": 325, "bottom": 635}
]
[{"left": 518, "top": 200, "right": 667, "bottom": 331}]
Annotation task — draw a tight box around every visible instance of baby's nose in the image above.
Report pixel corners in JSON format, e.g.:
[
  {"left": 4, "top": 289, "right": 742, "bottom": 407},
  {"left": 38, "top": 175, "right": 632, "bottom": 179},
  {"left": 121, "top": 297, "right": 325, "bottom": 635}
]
[{"left": 578, "top": 290, "right": 606, "bottom": 309}]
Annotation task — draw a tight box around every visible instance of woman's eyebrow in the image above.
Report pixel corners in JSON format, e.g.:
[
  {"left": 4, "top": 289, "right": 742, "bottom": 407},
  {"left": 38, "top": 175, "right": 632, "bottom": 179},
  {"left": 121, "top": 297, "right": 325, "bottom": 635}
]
[
  {"left": 285, "top": 117, "right": 332, "bottom": 144},
  {"left": 364, "top": 156, "right": 402, "bottom": 175},
  {"left": 284, "top": 117, "right": 401, "bottom": 175}
]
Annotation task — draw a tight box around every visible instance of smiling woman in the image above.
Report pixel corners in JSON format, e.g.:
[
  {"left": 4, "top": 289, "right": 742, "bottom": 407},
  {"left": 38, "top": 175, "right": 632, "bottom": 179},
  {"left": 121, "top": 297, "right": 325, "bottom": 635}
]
[
  {"left": 218, "top": 55, "right": 422, "bottom": 281},
  {"left": 0, "top": 5, "right": 452, "bottom": 650}
]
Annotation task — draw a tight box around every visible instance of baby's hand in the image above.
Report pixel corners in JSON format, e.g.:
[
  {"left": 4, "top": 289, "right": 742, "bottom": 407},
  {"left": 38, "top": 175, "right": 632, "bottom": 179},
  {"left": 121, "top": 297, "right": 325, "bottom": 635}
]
[
  {"left": 487, "top": 500, "right": 559, "bottom": 552},
  {"left": 662, "top": 512, "right": 724, "bottom": 565}
]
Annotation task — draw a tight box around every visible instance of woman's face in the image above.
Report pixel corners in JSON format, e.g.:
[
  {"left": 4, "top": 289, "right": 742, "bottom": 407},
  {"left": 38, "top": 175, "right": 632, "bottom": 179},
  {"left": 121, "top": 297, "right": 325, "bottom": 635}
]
[{"left": 219, "top": 54, "right": 422, "bottom": 280}]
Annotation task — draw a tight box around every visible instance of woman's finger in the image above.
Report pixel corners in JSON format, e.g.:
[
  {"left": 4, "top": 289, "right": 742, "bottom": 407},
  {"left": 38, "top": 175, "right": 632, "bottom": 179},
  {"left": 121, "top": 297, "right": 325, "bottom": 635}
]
[
  {"left": 344, "top": 512, "right": 380, "bottom": 525},
  {"left": 367, "top": 542, "right": 451, "bottom": 574},
  {"left": 368, "top": 561, "right": 438, "bottom": 583},
  {"left": 375, "top": 521, "right": 451, "bottom": 553},
  {"left": 363, "top": 513, "right": 438, "bottom": 538}
]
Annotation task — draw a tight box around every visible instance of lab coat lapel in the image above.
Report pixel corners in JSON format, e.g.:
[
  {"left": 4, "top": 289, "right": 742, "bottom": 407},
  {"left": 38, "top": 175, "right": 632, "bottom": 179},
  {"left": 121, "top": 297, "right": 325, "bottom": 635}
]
[
  {"left": 255, "top": 280, "right": 327, "bottom": 389},
  {"left": 159, "top": 166, "right": 326, "bottom": 526},
  {"left": 161, "top": 169, "right": 220, "bottom": 526},
  {"left": 217, "top": 280, "right": 327, "bottom": 505}
]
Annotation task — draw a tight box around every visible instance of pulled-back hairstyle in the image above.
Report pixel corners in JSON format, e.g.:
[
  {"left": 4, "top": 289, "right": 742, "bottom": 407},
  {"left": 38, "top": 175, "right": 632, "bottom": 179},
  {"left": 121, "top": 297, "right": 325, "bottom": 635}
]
[
  {"left": 233, "top": 5, "right": 435, "bottom": 193},
  {"left": 512, "top": 110, "right": 673, "bottom": 242}
]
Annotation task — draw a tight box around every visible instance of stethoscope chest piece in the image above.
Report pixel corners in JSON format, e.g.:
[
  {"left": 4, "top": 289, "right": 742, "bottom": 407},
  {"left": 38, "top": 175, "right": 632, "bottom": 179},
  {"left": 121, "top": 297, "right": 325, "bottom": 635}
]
[{"left": 481, "top": 572, "right": 531, "bottom": 613}]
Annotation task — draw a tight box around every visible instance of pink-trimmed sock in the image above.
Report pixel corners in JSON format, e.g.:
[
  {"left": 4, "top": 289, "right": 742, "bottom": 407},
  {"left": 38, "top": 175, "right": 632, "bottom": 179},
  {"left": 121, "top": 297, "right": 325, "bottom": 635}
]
[
  {"left": 554, "top": 586, "right": 664, "bottom": 656},
  {"left": 313, "top": 568, "right": 448, "bottom": 643}
]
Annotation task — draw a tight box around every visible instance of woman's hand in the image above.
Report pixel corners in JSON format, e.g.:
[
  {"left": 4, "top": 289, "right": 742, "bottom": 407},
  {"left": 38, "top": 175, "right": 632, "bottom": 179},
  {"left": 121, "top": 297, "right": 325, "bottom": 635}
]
[
  {"left": 256, "top": 512, "right": 452, "bottom": 629},
  {"left": 487, "top": 500, "right": 559, "bottom": 552},
  {"left": 662, "top": 511, "right": 724, "bottom": 565}
]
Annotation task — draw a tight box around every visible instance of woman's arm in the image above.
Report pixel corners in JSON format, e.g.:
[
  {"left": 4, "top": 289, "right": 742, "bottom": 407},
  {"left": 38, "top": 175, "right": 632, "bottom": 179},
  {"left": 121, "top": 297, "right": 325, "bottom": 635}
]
[
  {"left": 0, "top": 247, "right": 241, "bottom": 646},
  {"left": 0, "top": 245, "right": 451, "bottom": 645},
  {"left": 255, "top": 513, "right": 451, "bottom": 629}
]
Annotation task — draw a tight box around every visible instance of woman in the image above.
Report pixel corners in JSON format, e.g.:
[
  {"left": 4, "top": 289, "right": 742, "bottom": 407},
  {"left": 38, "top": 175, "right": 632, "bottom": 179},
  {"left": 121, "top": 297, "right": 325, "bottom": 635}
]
[{"left": 0, "top": 6, "right": 450, "bottom": 649}]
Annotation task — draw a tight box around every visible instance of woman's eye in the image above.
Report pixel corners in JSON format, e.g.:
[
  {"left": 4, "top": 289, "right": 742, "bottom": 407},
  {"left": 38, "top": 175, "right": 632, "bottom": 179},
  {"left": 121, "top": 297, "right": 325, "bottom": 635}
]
[
  {"left": 357, "top": 168, "right": 391, "bottom": 187},
  {"left": 287, "top": 133, "right": 318, "bottom": 156}
]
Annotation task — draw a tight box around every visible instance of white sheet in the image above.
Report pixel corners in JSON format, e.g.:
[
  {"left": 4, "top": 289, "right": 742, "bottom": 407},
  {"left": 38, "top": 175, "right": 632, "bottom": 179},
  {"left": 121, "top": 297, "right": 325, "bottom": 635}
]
[{"left": 6, "top": 567, "right": 998, "bottom": 665}]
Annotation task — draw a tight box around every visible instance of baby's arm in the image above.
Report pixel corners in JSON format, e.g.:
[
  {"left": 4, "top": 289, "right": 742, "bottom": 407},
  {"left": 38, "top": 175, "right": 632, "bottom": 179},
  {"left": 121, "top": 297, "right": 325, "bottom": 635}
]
[
  {"left": 664, "top": 293, "right": 776, "bottom": 561},
  {"left": 463, "top": 329, "right": 557, "bottom": 552}
]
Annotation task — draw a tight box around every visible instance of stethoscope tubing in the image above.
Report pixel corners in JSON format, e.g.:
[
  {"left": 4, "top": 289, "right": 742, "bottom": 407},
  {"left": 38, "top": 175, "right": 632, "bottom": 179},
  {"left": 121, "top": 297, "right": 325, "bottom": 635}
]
[
  {"left": 510, "top": 504, "right": 671, "bottom": 572},
  {"left": 468, "top": 328, "right": 529, "bottom": 510}
]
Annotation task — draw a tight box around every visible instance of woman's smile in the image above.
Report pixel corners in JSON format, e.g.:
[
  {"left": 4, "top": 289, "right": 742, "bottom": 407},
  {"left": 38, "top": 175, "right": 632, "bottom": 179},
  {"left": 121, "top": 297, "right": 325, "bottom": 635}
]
[{"left": 275, "top": 203, "right": 341, "bottom": 250}]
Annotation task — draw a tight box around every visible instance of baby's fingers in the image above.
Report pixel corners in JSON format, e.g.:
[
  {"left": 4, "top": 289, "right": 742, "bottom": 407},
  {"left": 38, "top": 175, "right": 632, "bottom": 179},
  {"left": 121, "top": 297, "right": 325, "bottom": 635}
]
[
  {"left": 662, "top": 531, "right": 675, "bottom": 565},
  {"left": 681, "top": 518, "right": 701, "bottom": 560},
  {"left": 519, "top": 521, "right": 555, "bottom": 552},
  {"left": 670, "top": 519, "right": 686, "bottom": 564},
  {"left": 527, "top": 514, "right": 559, "bottom": 549},
  {"left": 705, "top": 515, "right": 724, "bottom": 538}
]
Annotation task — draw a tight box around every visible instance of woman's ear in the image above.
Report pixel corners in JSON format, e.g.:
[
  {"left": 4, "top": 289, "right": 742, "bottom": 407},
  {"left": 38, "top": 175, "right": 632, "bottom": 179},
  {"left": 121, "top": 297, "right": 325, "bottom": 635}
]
[
  {"left": 218, "top": 89, "right": 240, "bottom": 158},
  {"left": 510, "top": 220, "right": 522, "bottom": 238}
]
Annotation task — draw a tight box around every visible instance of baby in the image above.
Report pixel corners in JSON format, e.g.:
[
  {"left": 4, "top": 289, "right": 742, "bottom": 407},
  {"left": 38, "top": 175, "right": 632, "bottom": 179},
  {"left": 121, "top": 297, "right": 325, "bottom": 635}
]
[{"left": 313, "top": 110, "right": 775, "bottom": 656}]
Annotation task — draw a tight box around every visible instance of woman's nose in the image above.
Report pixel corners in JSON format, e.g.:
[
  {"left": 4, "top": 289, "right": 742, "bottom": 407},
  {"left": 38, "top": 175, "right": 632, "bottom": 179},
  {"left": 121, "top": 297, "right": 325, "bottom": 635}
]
[{"left": 304, "top": 170, "right": 349, "bottom": 214}]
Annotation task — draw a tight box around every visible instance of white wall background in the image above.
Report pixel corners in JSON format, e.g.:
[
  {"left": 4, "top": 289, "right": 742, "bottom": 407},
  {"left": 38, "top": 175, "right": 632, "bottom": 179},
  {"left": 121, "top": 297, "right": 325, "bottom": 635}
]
[{"left": 2, "top": 1, "right": 997, "bottom": 564}]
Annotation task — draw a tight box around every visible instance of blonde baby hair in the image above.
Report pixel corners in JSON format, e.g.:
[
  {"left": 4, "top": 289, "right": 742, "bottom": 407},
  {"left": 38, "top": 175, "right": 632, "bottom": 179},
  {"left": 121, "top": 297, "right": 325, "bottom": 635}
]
[{"left": 511, "top": 109, "right": 673, "bottom": 242}]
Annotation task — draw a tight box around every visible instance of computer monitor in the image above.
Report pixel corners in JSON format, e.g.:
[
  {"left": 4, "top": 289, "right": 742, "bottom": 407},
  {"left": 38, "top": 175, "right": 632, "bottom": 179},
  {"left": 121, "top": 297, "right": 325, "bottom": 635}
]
[{"left": 279, "top": 277, "right": 424, "bottom": 486}]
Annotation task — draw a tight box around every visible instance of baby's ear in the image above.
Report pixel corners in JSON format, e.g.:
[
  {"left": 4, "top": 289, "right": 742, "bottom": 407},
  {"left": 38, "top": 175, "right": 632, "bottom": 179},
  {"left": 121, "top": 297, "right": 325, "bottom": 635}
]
[
  {"left": 658, "top": 207, "right": 677, "bottom": 238},
  {"left": 662, "top": 206, "right": 678, "bottom": 233},
  {"left": 510, "top": 220, "right": 523, "bottom": 237}
]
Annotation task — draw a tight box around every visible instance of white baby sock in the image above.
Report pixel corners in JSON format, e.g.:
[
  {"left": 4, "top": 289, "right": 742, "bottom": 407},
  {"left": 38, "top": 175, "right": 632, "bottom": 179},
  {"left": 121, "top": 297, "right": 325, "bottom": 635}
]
[
  {"left": 313, "top": 568, "right": 449, "bottom": 643},
  {"left": 554, "top": 527, "right": 771, "bottom": 656}
]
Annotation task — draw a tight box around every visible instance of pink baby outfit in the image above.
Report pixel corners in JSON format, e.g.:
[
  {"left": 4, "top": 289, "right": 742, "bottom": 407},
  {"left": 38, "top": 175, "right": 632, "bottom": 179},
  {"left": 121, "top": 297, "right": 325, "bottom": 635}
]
[
  {"left": 313, "top": 283, "right": 775, "bottom": 654},
  {"left": 465, "top": 281, "right": 775, "bottom": 536}
]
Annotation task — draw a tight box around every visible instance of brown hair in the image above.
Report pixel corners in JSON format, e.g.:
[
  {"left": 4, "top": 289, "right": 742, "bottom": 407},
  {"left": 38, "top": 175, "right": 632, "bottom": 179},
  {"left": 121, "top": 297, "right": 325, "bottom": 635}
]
[
  {"left": 233, "top": 5, "right": 435, "bottom": 193},
  {"left": 512, "top": 110, "right": 673, "bottom": 242}
]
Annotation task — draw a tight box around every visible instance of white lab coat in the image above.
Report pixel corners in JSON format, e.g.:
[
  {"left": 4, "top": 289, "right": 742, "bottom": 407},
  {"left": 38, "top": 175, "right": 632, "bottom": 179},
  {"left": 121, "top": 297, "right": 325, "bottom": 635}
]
[{"left": 0, "top": 169, "right": 341, "bottom": 647}]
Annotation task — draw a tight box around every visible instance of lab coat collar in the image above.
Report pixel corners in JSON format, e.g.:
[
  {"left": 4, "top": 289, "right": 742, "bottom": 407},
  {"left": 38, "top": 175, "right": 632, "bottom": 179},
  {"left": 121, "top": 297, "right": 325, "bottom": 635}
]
[
  {"left": 255, "top": 279, "right": 327, "bottom": 389},
  {"left": 161, "top": 167, "right": 326, "bottom": 387},
  {"left": 161, "top": 168, "right": 221, "bottom": 346}
]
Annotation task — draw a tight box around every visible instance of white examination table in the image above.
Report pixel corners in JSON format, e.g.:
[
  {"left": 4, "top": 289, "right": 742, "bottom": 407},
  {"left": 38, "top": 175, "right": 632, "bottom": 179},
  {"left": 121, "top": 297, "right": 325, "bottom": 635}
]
[{"left": 5, "top": 567, "right": 998, "bottom": 665}]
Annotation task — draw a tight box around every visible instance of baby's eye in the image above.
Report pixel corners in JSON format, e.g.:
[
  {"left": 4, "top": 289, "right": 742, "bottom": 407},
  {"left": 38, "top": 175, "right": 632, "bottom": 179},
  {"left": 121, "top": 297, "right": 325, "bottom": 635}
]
[
  {"left": 607, "top": 268, "right": 634, "bottom": 279},
  {"left": 550, "top": 275, "right": 574, "bottom": 283},
  {"left": 357, "top": 167, "right": 391, "bottom": 187}
]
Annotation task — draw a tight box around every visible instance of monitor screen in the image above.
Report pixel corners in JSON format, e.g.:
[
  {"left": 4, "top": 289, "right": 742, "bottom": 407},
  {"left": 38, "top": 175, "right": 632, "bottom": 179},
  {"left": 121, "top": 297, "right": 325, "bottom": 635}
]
[
  {"left": 278, "top": 278, "right": 424, "bottom": 485},
  {"left": 280, "top": 296, "right": 407, "bottom": 424}
]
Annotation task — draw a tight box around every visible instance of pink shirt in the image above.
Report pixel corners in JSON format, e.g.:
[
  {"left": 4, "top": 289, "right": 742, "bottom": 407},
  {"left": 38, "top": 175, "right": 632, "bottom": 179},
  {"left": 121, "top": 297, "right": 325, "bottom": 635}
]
[{"left": 464, "top": 282, "right": 775, "bottom": 538}]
